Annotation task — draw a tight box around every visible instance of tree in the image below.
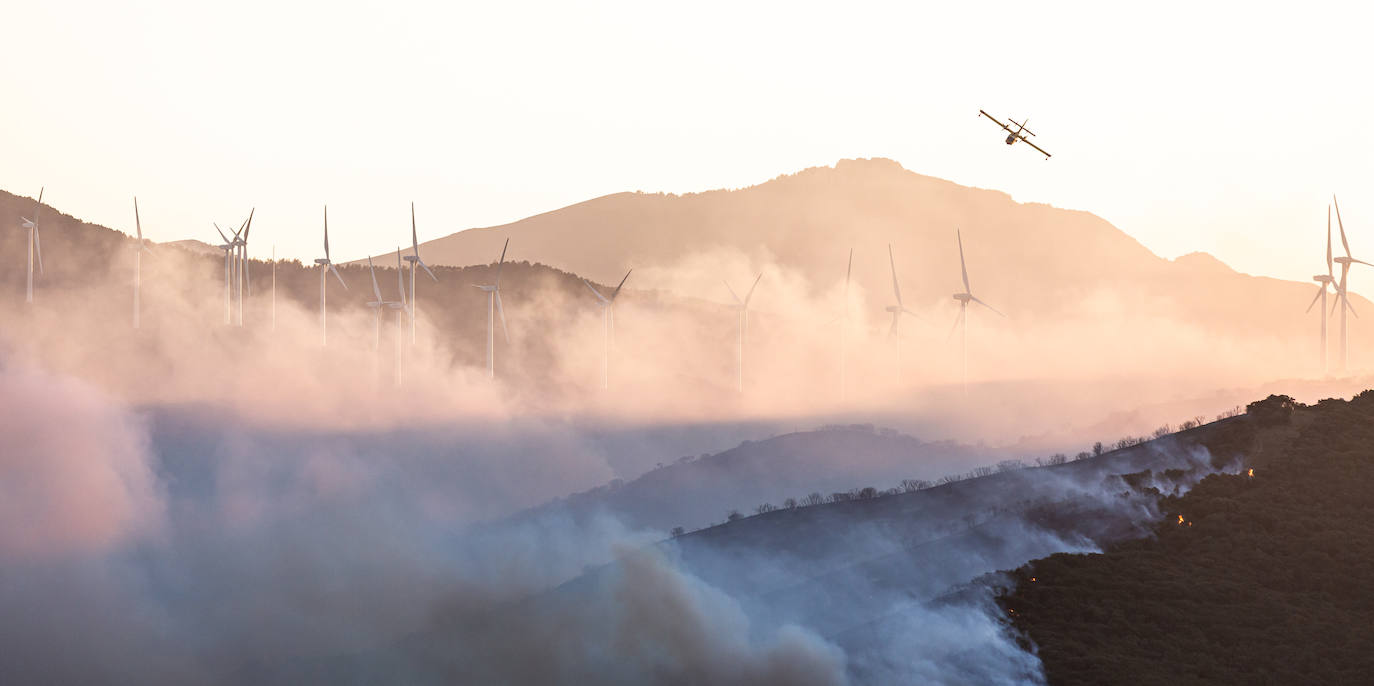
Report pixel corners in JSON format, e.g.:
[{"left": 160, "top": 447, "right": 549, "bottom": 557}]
[
  {"left": 783, "top": 497, "right": 797, "bottom": 509},
  {"left": 670, "top": 526, "right": 685, "bottom": 537},
  {"left": 858, "top": 486, "right": 879, "bottom": 499},
  {"left": 901, "top": 479, "right": 932, "bottom": 492},
  {"left": 804, "top": 492, "right": 824, "bottom": 506},
  {"left": 1093, "top": 441, "right": 1105, "bottom": 456},
  {"left": 726, "top": 510, "right": 742, "bottom": 522}
]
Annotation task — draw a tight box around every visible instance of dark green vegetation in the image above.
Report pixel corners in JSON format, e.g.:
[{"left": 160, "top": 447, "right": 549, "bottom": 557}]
[{"left": 1001, "top": 393, "right": 1374, "bottom": 685}]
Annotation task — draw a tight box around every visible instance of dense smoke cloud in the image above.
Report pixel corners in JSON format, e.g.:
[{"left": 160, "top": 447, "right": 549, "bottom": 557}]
[{"left": 0, "top": 361, "right": 163, "bottom": 557}]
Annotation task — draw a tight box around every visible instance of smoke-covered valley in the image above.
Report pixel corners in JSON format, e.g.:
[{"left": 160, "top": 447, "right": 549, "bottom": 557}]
[{"left": 1, "top": 161, "right": 1369, "bottom": 684}]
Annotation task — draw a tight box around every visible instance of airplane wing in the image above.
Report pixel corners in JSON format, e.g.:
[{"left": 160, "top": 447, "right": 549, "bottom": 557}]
[
  {"left": 978, "top": 110, "right": 1009, "bottom": 131},
  {"left": 1020, "top": 135, "right": 1052, "bottom": 159}
]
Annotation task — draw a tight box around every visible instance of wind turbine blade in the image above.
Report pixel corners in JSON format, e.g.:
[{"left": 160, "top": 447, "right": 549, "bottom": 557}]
[
  {"left": 1352, "top": 259, "right": 1374, "bottom": 268},
  {"left": 971, "top": 295, "right": 1005, "bottom": 317},
  {"left": 957, "top": 229, "right": 971, "bottom": 293},
  {"left": 723, "top": 280, "right": 742, "bottom": 304},
  {"left": 743, "top": 272, "right": 762, "bottom": 307},
  {"left": 888, "top": 244, "right": 903, "bottom": 304},
  {"left": 243, "top": 207, "right": 255, "bottom": 243},
  {"left": 1328, "top": 205, "right": 1334, "bottom": 277},
  {"left": 902, "top": 307, "right": 920, "bottom": 319},
  {"left": 397, "top": 249, "right": 409, "bottom": 308},
  {"left": 1305, "top": 284, "right": 1325, "bottom": 313},
  {"left": 846, "top": 248, "right": 853, "bottom": 288},
  {"left": 34, "top": 227, "right": 43, "bottom": 275},
  {"left": 33, "top": 187, "right": 42, "bottom": 224},
  {"left": 215, "top": 224, "right": 230, "bottom": 244},
  {"left": 888, "top": 311, "right": 899, "bottom": 338},
  {"left": 1346, "top": 295, "right": 1359, "bottom": 319},
  {"left": 418, "top": 258, "right": 437, "bottom": 281},
  {"left": 411, "top": 202, "right": 419, "bottom": 253},
  {"left": 134, "top": 197, "right": 142, "bottom": 241},
  {"left": 1334, "top": 195, "right": 1352, "bottom": 258},
  {"left": 330, "top": 263, "right": 348, "bottom": 290},
  {"left": 323, "top": 205, "right": 331, "bottom": 259},
  {"left": 582, "top": 279, "right": 608, "bottom": 303},
  {"left": 495, "top": 290, "right": 509, "bottom": 342},
  {"left": 367, "top": 256, "right": 384, "bottom": 302},
  {"left": 495, "top": 238, "right": 509, "bottom": 284},
  {"left": 610, "top": 269, "right": 632, "bottom": 301}
]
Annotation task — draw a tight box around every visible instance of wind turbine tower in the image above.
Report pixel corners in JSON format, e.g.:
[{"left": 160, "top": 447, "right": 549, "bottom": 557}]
[
  {"left": 724, "top": 273, "right": 762, "bottom": 393},
  {"left": 19, "top": 187, "right": 44, "bottom": 304},
  {"left": 950, "top": 230, "right": 1005, "bottom": 394},
  {"left": 582, "top": 269, "right": 632, "bottom": 389},
  {"left": 1305, "top": 206, "right": 1336, "bottom": 374},
  {"left": 314, "top": 206, "right": 348, "bottom": 345},
  {"left": 132, "top": 198, "right": 153, "bottom": 328},
  {"left": 841, "top": 248, "right": 852, "bottom": 401},
  {"left": 474, "top": 239, "right": 510, "bottom": 379},
  {"left": 214, "top": 224, "right": 235, "bottom": 324},
  {"left": 393, "top": 250, "right": 410, "bottom": 385}
]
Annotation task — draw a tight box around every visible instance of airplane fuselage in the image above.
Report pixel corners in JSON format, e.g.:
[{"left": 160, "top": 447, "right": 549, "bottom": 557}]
[{"left": 1005, "top": 133, "right": 1018, "bottom": 145}]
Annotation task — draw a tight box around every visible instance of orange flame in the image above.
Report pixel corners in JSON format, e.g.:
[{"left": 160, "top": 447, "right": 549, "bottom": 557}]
[
  {"left": 1247, "top": 468, "right": 1254, "bottom": 478},
  {"left": 1177, "top": 514, "right": 1185, "bottom": 525}
]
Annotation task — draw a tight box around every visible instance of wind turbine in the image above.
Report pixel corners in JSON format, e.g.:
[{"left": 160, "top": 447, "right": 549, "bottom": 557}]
[
  {"left": 19, "top": 187, "right": 44, "bottom": 304},
  {"left": 950, "top": 230, "right": 1004, "bottom": 394},
  {"left": 841, "top": 248, "right": 852, "bottom": 401},
  {"left": 271, "top": 245, "right": 277, "bottom": 332},
  {"left": 1305, "top": 206, "right": 1336, "bottom": 373},
  {"left": 474, "top": 238, "right": 510, "bottom": 378},
  {"left": 403, "top": 203, "right": 438, "bottom": 344},
  {"left": 132, "top": 197, "right": 153, "bottom": 329},
  {"left": 885, "top": 244, "right": 919, "bottom": 337},
  {"left": 393, "top": 250, "right": 411, "bottom": 385},
  {"left": 724, "top": 273, "right": 762, "bottom": 393},
  {"left": 237, "top": 209, "right": 254, "bottom": 326},
  {"left": 213, "top": 224, "right": 235, "bottom": 324},
  {"left": 314, "top": 206, "right": 348, "bottom": 345},
  {"left": 582, "top": 269, "right": 632, "bottom": 389},
  {"left": 365, "top": 255, "right": 390, "bottom": 353},
  {"left": 1330, "top": 196, "right": 1370, "bottom": 373}
]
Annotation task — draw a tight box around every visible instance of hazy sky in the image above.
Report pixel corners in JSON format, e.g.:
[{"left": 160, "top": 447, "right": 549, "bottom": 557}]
[{"left": 3, "top": 0, "right": 1371, "bottom": 289}]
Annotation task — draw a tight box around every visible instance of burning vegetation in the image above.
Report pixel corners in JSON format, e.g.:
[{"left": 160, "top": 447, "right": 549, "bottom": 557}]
[{"left": 999, "top": 392, "right": 1374, "bottom": 685}]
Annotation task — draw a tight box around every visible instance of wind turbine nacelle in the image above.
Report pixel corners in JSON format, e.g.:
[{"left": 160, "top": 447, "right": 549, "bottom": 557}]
[
  {"left": 884, "top": 305, "right": 901, "bottom": 313},
  {"left": 1335, "top": 257, "right": 1356, "bottom": 265},
  {"left": 1315, "top": 275, "right": 1334, "bottom": 282},
  {"left": 954, "top": 293, "right": 972, "bottom": 302},
  {"left": 403, "top": 255, "right": 419, "bottom": 262},
  {"left": 314, "top": 258, "right": 330, "bottom": 265}
]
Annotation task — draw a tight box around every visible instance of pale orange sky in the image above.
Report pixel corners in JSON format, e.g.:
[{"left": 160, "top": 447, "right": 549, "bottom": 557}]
[{"left": 2, "top": 0, "right": 1371, "bottom": 292}]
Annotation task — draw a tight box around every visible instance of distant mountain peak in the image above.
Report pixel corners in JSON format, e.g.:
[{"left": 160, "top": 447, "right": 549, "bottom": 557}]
[{"left": 1172, "top": 251, "right": 1236, "bottom": 273}]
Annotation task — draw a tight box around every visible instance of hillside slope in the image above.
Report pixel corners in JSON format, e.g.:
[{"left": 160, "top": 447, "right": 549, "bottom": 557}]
[{"left": 1001, "top": 393, "right": 1374, "bottom": 685}]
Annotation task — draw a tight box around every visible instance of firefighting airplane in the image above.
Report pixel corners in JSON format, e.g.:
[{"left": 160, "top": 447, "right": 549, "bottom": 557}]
[{"left": 978, "top": 110, "right": 1051, "bottom": 159}]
